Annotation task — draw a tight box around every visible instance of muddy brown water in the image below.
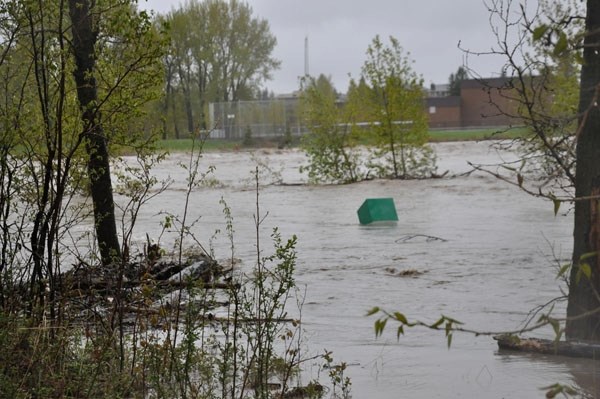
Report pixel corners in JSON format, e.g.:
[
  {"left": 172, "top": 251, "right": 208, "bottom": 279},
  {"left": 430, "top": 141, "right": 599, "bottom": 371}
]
[{"left": 122, "top": 141, "right": 600, "bottom": 398}]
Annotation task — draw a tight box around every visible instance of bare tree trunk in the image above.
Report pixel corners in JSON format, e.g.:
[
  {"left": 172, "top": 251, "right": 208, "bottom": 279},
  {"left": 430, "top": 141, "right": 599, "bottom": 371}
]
[
  {"left": 566, "top": 0, "right": 600, "bottom": 341},
  {"left": 162, "top": 85, "right": 170, "bottom": 140},
  {"left": 177, "top": 63, "right": 194, "bottom": 135},
  {"left": 162, "top": 61, "right": 173, "bottom": 140},
  {"left": 69, "top": 0, "right": 121, "bottom": 267},
  {"left": 172, "top": 90, "right": 181, "bottom": 139},
  {"left": 198, "top": 72, "right": 207, "bottom": 130},
  {"left": 183, "top": 86, "right": 194, "bottom": 134}
]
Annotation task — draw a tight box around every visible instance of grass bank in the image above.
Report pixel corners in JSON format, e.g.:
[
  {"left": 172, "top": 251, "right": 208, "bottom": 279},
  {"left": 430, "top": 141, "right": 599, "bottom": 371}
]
[
  {"left": 156, "top": 138, "right": 243, "bottom": 152},
  {"left": 428, "top": 127, "right": 526, "bottom": 142},
  {"left": 157, "top": 127, "right": 527, "bottom": 153}
]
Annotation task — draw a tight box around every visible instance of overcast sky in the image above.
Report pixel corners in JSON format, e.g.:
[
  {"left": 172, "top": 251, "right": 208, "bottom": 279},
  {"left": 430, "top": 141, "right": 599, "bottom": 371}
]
[{"left": 140, "top": 0, "right": 522, "bottom": 94}]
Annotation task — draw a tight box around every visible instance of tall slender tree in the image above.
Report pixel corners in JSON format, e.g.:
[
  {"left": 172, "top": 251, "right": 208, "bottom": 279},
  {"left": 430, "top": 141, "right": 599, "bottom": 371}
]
[
  {"left": 361, "top": 35, "right": 435, "bottom": 179},
  {"left": 69, "top": 0, "right": 121, "bottom": 267},
  {"left": 300, "top": 74, "right": 362, "bottom": 184}
]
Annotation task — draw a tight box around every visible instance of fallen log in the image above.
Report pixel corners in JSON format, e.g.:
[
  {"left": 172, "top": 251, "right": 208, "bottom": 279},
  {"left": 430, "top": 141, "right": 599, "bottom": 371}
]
[{"left": 494, "top": 334, "right": 600, "bottom": 360}]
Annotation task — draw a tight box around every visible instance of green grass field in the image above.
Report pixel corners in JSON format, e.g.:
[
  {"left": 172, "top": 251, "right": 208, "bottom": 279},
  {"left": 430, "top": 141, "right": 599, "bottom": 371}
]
[
  {"left": 156, "top": 138, "right": 244, "bottom": 152},
  {"left": 428, "top": 127, "right": 526, "bottom": 142},
  {"left": 156, "top": 127, "right": 527, "bottom": 152}
]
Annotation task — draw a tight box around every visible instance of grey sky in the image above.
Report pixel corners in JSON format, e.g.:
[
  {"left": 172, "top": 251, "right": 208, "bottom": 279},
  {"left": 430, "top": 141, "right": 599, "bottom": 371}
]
[{"left": 140, "top": 0, "right": 520, "bottom": 94}]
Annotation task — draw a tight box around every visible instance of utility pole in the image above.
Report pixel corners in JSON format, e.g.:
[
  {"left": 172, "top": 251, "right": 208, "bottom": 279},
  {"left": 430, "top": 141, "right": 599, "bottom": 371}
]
[{"left": 304, "top": 36, "right": 309, "bottom": 77}]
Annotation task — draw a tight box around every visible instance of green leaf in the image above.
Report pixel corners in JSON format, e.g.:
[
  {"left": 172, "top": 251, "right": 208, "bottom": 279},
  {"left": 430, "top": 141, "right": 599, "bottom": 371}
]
[
  {"left": 396, "top": 325, "right": 404, "bottom": 339},
  {"left": 541, "top": 383, "right": 577, "bottom": 398},
  {"left": 579, "top": 251, "right": 597, "bottom": 261},
  {"left": 553, "top": 32, "right": 568, "bottom": 56},
  {"left": 580, "top": 262, "right": 592, "bottom": 280},
  {"left": 517, "top": 173, "right": 523, "bottom": 188},
  {"left": 374, "top": 318, "right": 387, "bottom": 338},
  {"left": 393, "top": 312, "right": 408, "bottom": 324},
  {"left": 445, "top": 321, "right": 452, "bottom": 336},
  {"left": 447, "top": 333, "right": 453, "bottom": 349},
  {"left": 366, "top": 306, "right": 380, "bottom": 316},
  {"left": 431, "top": 317, "right": 445, "bottom": 329},
  {"left": 549, "top": 318, "right": 560, "bottom": 337},
  {"left": 552, "top": 198, "right": 561, "bottom": 216},
  {"left": 532, "top": 24, "right": 549, "bottom": 41},
  {"left": 444, "top": 316, "right": 464, "bottom": 326},
  {"left": 556, "top": 263, "right": 571, "bottom": 279},
  {"left": 576, "top": 262, "right": 592, "bottom": 283}
]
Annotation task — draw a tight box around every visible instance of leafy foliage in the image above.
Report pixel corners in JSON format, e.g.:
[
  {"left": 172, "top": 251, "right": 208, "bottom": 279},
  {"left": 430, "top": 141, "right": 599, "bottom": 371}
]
[
  {"left": 158, "top": 0, "right": 280, "bottom": 134},
  {"left": 360, "top": 35, "right": 436, "bottom": 179},
  {"left": 299, "top": 36, "right": 437, "bottom": 184},
  {"left": 368, "top": 307, "right": 463, "bottom": 349},
  {"left": 509, "top": 0, "right": 583, "bottom": 196},
  {"left": 299, "top": 74, "right": 363, "bottom": 184}
]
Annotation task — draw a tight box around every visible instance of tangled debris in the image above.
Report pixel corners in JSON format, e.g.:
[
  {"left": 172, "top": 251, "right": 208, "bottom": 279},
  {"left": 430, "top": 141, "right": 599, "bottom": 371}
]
[
  {"left": 384, "top": 267, "right": 427, "bottom": 277},
  {"left": 58, "top": 248, "right": 234, "bottom": 325},
  {"left": 396, "top": 234, "right": 448, "bottom": 243}
]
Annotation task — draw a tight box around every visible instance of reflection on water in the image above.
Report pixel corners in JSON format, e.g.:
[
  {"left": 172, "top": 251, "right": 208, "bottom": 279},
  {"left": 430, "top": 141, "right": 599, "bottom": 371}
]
[{"left": 123, "top": 141, "right": 598, "bottom": 398}]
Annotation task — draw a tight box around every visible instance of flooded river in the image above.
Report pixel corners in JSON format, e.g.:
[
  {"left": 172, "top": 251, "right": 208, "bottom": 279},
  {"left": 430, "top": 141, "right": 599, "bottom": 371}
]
[{"left": 125, "top": 141, "right": 599, "bottom": 398}]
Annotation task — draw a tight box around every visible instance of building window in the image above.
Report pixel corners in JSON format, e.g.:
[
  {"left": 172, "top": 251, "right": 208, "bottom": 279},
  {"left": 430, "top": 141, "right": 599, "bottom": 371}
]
[{"left": 429, "top": 106, "right": 436, "bottom": 114}]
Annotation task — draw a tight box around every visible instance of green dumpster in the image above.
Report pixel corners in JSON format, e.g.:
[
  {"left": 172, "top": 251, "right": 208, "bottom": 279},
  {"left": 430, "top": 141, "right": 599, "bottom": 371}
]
[{"left": 357, "top": 198, "right": 398, "bottom": 224}]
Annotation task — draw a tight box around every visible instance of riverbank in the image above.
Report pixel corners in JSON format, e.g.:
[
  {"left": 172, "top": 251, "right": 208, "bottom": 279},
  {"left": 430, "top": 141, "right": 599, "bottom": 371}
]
[{"left": 156, "top": 127, "right": 527, "bottom": 153}]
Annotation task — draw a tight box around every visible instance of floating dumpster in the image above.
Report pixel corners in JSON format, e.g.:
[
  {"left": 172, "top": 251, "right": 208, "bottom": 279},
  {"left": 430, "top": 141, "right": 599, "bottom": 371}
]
[{"left": 357, "top": 198, "right": 398, "bottom": 225}]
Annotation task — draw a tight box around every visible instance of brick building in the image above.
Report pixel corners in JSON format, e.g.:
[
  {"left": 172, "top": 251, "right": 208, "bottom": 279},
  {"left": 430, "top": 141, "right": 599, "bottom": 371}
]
[
  {"left": 426, "top": 96, "right": 461, "bottom": 128},
  {"left": 426, "top": 77, "right": 514, "bottom": 128}
]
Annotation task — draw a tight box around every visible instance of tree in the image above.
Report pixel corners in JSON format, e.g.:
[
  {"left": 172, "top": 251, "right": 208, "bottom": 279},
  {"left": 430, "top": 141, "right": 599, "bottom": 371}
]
[
  {"left": 0, "top": 0, "right": 164, "bottom": 315},
  {"left": 565, "top": 0, "right": 600, "bottom": 341},
  {"left": 299, "top": 74, "right": 362, "bottom": 184},
  {"left": 69, "top": 0, "right": 121, "bottom": 267},
  {"left": 208, "top": 0, "right": 279, "bottom": 102},
  {"left": 68, "top": 0, "right": 165, "bottom": 267},
  {"left": 360, "top": 35, "right": 436, "bottom": 179},
  {"left": 512, "top": 0, "right": 581, "bottom": 186},
  {"left": 462, "top": 0, "right": 600, "bottom": 340},
  {"left": 161, "top": 0, "right": 279, "bottom": 135},
  {"left": 448, "top": 66, "right": 468, "bottom": 96},
  {"left": 160, "top": 36, "right": 180, "bottom": 138},
  {"left": 169, "top": 7, "right": 196, "bottom": 134}
]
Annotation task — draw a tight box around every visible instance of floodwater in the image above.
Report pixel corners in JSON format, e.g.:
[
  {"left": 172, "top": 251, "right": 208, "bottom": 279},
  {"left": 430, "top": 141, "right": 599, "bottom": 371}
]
[{"left": 123, "top": 141, "right": 600, "bottom": 398}]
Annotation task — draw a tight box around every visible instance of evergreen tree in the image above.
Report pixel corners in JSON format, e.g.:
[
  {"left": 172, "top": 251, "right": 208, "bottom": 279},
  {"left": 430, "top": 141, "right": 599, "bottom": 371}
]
[{"left": 448, "top": 66, "right": 468, "bottom": 96}]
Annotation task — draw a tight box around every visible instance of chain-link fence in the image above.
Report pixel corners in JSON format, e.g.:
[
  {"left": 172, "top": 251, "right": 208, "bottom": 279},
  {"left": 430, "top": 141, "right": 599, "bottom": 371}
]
[{"left": 208, "top": 98, "right": 306, "bottom": 139}]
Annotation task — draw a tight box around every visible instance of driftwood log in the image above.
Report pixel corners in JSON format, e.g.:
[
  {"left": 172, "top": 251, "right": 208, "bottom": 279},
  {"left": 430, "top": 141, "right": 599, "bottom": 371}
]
[{"left": 494, "top": 335, "right": 600, "bottom": 359}]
